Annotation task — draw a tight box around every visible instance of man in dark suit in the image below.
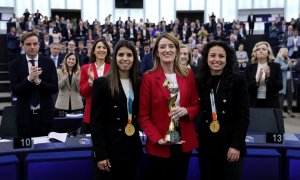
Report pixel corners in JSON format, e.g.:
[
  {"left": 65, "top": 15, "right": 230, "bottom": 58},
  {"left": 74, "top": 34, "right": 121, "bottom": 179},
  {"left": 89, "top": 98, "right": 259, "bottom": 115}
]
[
  {"left": 7, "top": 26, "right": 20, "bottom": 61},
  {"left": 139, "top": 53, "right": 153, "bottom": 77},
  {"left": 247, "top": 13, "right": 255, "bottom": 35},
  {"left": 49, "top": 42, "right": 63, "bottom": 69},
  {"left": 9, "top": 32, "right": 58, "bottom": 137}
]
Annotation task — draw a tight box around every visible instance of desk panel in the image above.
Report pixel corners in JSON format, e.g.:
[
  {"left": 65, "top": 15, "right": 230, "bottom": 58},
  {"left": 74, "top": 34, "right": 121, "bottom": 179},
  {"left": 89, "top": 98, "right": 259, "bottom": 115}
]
[
  {"left": 25, "top": 150, "right": 93, "bottom": 180},
  {"left": 0, "top": 155, "right": 19, "bottom": 180},
  {"left": 286, "top": 150, "right": 300, "bottom": 180}
]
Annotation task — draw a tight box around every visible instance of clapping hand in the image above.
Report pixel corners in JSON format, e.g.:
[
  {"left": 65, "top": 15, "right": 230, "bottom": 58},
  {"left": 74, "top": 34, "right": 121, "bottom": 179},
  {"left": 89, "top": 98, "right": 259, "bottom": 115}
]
[
  {"left": 87, "top": 64, "right": 94, "bottom": 81},
  {"left": 262, "top": 66, "right": 270, "bottom": 78}
]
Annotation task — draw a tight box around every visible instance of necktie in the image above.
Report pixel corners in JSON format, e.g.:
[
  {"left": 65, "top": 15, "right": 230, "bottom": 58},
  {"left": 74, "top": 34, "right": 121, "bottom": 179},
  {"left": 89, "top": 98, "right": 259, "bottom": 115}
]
[
  {"left": 53, "top": 57, "right": 57, "bottom": 67},
  {"left": 29, "top": 60, "right": 39, "bottom": 107}
]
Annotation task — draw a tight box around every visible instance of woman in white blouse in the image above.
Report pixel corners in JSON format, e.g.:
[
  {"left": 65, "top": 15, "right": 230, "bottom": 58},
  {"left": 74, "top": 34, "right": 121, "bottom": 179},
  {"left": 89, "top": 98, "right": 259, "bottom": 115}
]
[{"left": 245, "top": 41, "right": 283, "bottom": 108}]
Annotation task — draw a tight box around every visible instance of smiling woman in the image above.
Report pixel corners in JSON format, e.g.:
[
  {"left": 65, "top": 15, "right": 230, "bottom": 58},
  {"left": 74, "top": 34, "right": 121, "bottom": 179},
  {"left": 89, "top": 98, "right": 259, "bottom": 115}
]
[
  {"left": 138, "top": 33, "right": 199, "bottom": 180},
  {"left": 197, "top": 40, "right": 249, "bottom": 180},
  {"left": 90, "top": 40, "right": 143, "bottom": 180}
]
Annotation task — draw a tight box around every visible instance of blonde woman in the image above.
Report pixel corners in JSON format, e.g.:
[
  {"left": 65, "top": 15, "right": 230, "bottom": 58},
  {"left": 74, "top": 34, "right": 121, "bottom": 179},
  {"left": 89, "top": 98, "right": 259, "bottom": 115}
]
[
  {"left": 275, "top": 48, "right": 297, "bottom": 117},
  {"left": 138, "top": 33, "right": 199, "bottom": 179},
  {"left": 55, "top": 52, "right": 83, "bottom": 113},
  {"left": 245, "top": 41, "right": 283, "bottom": 108}
]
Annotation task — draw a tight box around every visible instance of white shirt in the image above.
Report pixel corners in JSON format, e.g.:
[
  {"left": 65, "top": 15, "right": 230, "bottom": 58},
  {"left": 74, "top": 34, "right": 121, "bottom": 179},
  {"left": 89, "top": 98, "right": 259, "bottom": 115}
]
[
  {"left": 51, "top": 55, "right": 58, "bottom": 68},
  {"left": 256, "top": 62, "right": 268, "bottom": 99},
  {"left": 120, "top": 79, "right": 134, "bottom": 101},
  {"left": 95, "top": 63, "right": 105, "bottom": 77}
]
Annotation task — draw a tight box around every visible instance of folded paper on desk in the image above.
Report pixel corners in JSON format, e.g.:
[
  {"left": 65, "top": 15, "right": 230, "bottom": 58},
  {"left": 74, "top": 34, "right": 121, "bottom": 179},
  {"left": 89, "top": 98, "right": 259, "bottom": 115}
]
[
  {"left": 32, "top": 136, "right": 50, "bottom": 144},
  {"left": 66, "top": 113, "right": 83, "bottom": 118},
  {"left": 48, "top": 132, "right": 68, "bottom": 142}
]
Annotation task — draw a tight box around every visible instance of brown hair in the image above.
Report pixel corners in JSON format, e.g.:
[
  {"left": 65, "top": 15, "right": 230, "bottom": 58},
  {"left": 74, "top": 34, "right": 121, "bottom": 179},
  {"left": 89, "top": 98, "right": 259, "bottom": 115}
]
[
  {"left": 21, "top": 32, "right": 39, "bottom": 44},
  {"left": 89, "top": 38, "right": 111, "bottom": 63}
]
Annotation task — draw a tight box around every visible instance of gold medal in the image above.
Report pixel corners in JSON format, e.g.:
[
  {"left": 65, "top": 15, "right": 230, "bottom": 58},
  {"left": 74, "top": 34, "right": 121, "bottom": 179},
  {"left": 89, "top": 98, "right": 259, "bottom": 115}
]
[
  {"left": 125, "top": 124, "right": 135, "bottom": 136},
  {"left": 210, "top": 121, "right": 220, "bottom": 133}
]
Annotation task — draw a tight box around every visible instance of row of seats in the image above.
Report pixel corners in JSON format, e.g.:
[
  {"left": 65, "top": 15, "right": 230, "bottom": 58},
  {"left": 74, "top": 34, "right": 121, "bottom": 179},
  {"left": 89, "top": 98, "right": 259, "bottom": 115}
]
[{"left": 1, "top": 149, "right": 299, "bottom": 180}]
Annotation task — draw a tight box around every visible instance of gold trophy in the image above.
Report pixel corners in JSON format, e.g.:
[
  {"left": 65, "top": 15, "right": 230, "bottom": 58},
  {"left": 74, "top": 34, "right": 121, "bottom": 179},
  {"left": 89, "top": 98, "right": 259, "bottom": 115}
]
[{"left": 164, "top": 83, "right": 181, "bottom": 143}]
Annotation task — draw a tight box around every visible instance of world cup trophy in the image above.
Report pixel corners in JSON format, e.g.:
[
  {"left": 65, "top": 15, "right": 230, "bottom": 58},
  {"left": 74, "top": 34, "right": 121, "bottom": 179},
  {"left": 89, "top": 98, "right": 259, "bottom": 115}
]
[{"left": 164, "top": 85, "right": 181, "bottom": 143}]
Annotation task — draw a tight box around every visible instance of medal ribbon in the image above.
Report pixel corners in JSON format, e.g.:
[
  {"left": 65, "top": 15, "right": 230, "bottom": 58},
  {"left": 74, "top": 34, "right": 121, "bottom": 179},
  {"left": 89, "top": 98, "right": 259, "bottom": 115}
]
[
  {"left": 209, "top": 89, "right": 218, "bottom": 122},
  {"left": 127, "top": 88, "right": 133, "bottom": 124}
]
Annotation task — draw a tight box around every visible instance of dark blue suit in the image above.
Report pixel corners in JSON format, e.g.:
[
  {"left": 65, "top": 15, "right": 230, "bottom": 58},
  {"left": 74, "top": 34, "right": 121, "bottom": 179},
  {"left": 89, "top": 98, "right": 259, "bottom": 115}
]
[
  {"left": 9, "top": 55, "right": 58, "bottom": 137},
  {"left": 139, "top": 53, "right": 153, "bottom": 77},
  {"left": 7, "top": 32, "right": 20, "bottom": 61}
]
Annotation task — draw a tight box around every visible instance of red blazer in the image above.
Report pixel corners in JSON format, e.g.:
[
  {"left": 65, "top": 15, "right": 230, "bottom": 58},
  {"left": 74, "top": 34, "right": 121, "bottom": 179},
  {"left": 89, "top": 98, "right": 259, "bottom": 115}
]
[
  {"left": 80, "top": 63, "right": 110, "bottom": 123},
  {"left": 139, "top": 66, "right": 199, "bottom": 158}
]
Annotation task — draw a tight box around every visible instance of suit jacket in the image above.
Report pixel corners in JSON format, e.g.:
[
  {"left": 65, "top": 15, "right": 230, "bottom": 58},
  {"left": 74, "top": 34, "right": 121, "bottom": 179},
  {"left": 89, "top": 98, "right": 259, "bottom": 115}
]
[
  {"left": 139, "top": 66, "right": 199, "bottom": 158},
  {"left": 55, "top": 69, "right": 83, "bottom": 110},
  {"left": 247, "top": 15, "right": 255, "bottom": 29},
  {"left": 197, "top": 74, "right": 249, "bottom": 157},
  {"left": 7, "top": 32, "right": 19, "bottom": 50},
  {"left": 275, "top": 57, "right": 295, "bottom": 94},
  {"left": 9, "top": 55, "right": 58, "bottom": 136},
  {"left": 139, "top": 53, "right": 153, "bottom": 77},
  {"left": 245, "top": 62, "right": 283, "bottom": 108},
  {"left": 80, "top": 63, "right": 110, "bottom": 124},
  {"left": 91, "top": 77, "right": 143, "bottom": 162},
  {"left": 49, "top": 55, "right": 64, "bottom": 69},
  {"left": 287, "top": 36, "right": 300, "bottom": 57}
]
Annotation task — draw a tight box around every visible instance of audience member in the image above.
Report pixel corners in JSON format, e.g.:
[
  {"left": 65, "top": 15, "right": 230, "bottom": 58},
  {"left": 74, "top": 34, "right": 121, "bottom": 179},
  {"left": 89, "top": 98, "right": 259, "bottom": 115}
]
[
  {"left": 9, "top": 32, "right": 58, "bottom": 137},
  {"left": 245, "top": 41, "right": 282, "bottom": 108},
  {"left": 236, "top": 43, "right": 249, "bottom": 71},
  {"left": 275, "top": 48, "right": 298, "bottom": 117},
  {"left": 80, "top": 38, "right": 111, "bottom": 134},
  {"left": 55, "top": 52, "right": 83, "bottom": 113}
]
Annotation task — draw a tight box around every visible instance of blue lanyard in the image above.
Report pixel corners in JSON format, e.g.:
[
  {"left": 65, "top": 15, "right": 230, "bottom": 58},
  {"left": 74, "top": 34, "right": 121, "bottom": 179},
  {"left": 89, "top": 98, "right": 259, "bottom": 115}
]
[{"left": 128, "top": 88, "right": 133, "bottom": 123}]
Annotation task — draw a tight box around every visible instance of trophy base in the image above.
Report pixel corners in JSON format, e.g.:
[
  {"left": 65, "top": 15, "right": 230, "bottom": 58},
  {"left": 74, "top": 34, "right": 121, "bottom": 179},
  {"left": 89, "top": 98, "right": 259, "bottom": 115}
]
[{"left": 164, "top": 131, "right": 180, "bottom": 143}]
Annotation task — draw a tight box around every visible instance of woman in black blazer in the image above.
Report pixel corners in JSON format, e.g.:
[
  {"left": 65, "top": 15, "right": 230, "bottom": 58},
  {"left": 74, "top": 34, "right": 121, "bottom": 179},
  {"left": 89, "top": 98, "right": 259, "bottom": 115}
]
[
  {"left": 245, "top": 41, "right": 283, "bottom": 108},
  {"left": 197, "top": 41, "right": 250, "bottom": 180},
  {"left": 90, "top": 40, "right": 143, "bottom": 180}
]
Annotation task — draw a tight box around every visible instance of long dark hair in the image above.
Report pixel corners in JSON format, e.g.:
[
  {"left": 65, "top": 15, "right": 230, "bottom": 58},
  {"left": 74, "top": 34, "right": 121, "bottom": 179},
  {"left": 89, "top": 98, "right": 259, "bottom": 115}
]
[
  {"left": 105, "top": 40, "right": 139, "bottom": 96},
  {"left": 89, "top": 38, "right": 111, "bottom": 64},
  {"left": 199, "top": 40, "right": 239, "bottom": 88}
]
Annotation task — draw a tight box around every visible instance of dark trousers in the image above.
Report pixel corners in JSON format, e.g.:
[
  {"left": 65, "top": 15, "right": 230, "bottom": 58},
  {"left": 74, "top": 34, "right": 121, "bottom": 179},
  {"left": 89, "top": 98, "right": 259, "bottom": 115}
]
[
  {"left": 18, "top": 110, "right": 52, "bottom": 137},
  {"left": 198, "top": 153, "right": 244, "bottom": 180},
  {"left": 248, "top": 28, "right": 254, "bottom": 35},
  {"left": 137, "top": 146, "right": 191, "bottom": 180},
  {"left": 290, "top": 51, "right": 300, "bottom": 59},
  {"left": 255, "top": 99, "right": 267, "bottom": 108},
  {"left": 93, "top": 158, "right": 140, "bottom": 180}
]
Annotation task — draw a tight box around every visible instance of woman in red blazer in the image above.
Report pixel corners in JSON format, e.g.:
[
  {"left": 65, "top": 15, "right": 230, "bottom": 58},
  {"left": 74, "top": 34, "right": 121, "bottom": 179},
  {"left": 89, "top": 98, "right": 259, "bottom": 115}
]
[
  {"left": 80, "top": 38, "right": 111, "bottom": 133},
  {"left": 138, "top": 33, "right": 199, "bottom": 180}
]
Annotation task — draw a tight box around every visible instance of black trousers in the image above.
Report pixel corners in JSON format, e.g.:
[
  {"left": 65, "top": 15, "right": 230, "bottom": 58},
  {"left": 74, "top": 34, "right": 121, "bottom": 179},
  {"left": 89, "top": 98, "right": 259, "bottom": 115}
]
[
  {"left": 137, "top": 146, "right": 191, "bottom": 180},
  {"left": 18, "top": 110, "right": 52, "bottom": 137},
  {"left": 198, "top": 153, "right": 244, "bottom": 180}
]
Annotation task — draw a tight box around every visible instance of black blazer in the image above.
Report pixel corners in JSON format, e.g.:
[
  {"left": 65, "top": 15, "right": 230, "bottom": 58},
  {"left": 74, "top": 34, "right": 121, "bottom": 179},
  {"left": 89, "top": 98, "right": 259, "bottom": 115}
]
[
  {"left": 198, "top": 74, "right": 249, "bottom": 156},
  {"left": 245, "top": 62, "right": 283, "bottom": 108},
  {"left": 9, "top": 55, "right": 58, "bottom": 136},
  {"left": 90, "top": 77, "right": 143, "bottom": 162}
]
